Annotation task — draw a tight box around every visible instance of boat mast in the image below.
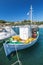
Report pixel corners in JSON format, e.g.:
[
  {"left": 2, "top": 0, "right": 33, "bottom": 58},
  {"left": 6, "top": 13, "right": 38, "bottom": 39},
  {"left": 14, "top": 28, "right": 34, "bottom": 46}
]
[{"left": 30, "top": 5, "right": 32, "bottom": 25}]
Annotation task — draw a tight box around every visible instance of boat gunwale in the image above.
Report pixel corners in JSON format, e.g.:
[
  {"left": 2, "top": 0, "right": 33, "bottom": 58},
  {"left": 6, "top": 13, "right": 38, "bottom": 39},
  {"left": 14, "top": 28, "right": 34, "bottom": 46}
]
[{"left": 6, "top": 32, "right": 39, "bottom": 46}]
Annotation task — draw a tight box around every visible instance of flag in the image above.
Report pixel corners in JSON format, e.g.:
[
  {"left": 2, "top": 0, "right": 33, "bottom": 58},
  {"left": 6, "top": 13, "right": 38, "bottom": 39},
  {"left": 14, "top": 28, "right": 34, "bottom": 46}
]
[{"left": 27, "top": 12, "right": 29, "bottom": 15}]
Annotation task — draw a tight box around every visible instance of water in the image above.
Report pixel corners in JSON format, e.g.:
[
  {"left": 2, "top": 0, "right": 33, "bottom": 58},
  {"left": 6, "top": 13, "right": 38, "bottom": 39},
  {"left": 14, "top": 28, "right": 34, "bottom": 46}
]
[
  {"left": 0, "top": 28, "right": 43, "bottom": 65},
  {"left": 19, "top": 28, "right": 43, "bottom": 65}
]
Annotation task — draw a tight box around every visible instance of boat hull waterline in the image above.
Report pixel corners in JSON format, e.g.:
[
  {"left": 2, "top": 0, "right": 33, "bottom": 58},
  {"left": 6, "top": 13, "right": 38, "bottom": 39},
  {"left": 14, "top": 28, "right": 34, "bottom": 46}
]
[{"left": 3, "top": 32, "right": 39, "bottom": 56}]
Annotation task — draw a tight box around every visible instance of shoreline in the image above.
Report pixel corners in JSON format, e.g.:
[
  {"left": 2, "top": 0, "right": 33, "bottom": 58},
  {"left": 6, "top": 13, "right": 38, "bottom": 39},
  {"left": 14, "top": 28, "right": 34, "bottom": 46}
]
[
  {"left": 38, "top": 25, "right": 43, "bottom": 28},
  {"left": 0, "top": 24, "right": 43, "bottom": 28}
]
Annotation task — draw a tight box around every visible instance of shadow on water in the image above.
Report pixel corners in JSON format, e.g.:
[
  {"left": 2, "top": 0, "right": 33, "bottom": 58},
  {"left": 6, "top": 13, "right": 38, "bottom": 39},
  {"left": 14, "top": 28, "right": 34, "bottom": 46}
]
[{"left": 7, "top": 51, "right": 17, "bottom": 60}]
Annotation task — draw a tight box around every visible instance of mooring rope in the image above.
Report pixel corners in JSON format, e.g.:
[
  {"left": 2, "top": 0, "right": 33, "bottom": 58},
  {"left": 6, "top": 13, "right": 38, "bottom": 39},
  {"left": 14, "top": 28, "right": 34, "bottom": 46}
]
[
  {"left": 0, "top": 46, "right": 3, "bottom": 52},
  {"left": 11, "top": 60, "right": 22, "bottom": 65},
  {"left": 14, "top": 44, "right": 22, "bottom": 65},
  {"left": 0, "top": 41, "right": 22, "bottom": 65},
  {"left": 11, "top": 44, "right": 22, "bottom": 65}
]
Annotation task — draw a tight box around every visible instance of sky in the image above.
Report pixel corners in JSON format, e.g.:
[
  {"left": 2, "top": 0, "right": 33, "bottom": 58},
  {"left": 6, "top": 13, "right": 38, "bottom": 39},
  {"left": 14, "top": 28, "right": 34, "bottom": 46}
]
[{"left": 0, "top": 0, "right": 43, "bottom": 22}]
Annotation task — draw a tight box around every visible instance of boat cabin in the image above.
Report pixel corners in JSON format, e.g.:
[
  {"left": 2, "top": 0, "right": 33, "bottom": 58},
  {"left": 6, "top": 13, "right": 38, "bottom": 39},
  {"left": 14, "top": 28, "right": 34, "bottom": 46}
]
[{"left": 19, "top": 25, "right": 32, "bottom": 40}]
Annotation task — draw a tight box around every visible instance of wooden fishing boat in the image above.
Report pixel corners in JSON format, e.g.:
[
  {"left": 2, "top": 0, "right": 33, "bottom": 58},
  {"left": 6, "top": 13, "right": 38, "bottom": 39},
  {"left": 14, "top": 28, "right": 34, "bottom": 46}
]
[
  {"left": 3, "top": 28, "right": 39, "bottom": 56},
  {"left": 3, "top": 5, "right": 39, "bottom": 56}
]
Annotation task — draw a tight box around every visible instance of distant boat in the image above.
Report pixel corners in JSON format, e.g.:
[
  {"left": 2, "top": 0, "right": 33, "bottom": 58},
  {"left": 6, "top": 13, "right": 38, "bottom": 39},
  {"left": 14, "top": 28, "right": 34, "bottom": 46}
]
[{"left": 0, "top": 26, "right": 17, "bottom": 41}]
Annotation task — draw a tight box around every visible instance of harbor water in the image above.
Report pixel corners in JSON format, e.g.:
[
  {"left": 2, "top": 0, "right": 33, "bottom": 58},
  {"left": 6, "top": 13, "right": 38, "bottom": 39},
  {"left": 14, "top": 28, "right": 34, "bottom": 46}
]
[{"left": 0, "top": 28, "right": 43, "bottom": 65}]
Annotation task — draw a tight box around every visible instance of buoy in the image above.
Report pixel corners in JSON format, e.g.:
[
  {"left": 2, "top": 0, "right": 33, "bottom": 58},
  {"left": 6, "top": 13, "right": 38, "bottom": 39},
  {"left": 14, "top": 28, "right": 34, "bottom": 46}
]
[{"left": 32, "top": 33, "right": 37, "bottom": 38}]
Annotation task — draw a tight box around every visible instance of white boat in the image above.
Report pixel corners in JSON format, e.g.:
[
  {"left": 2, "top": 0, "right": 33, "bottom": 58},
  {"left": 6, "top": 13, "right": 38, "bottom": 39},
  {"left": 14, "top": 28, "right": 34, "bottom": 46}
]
[
  {"left": 3, "top": 31, "right": 39, "bottom": 56},
  {"left": 0, "top": 26, "right": 17, "bottom": 41},
  {"left": 3, "top": 5, "right": 39, "bottom": 56}
]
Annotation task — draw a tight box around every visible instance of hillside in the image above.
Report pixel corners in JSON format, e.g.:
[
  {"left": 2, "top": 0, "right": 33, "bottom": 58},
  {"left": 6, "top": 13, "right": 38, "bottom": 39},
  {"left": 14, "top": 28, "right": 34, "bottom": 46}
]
[{"left": 0, "top": 20, "right": 43, "bottom": 26}]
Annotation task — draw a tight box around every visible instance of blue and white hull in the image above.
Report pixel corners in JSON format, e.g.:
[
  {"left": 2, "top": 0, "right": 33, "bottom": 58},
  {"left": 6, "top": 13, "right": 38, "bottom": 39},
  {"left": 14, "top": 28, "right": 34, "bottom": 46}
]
[{"left": 3, "top": 32, "right": 39, "bottom": 56}]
